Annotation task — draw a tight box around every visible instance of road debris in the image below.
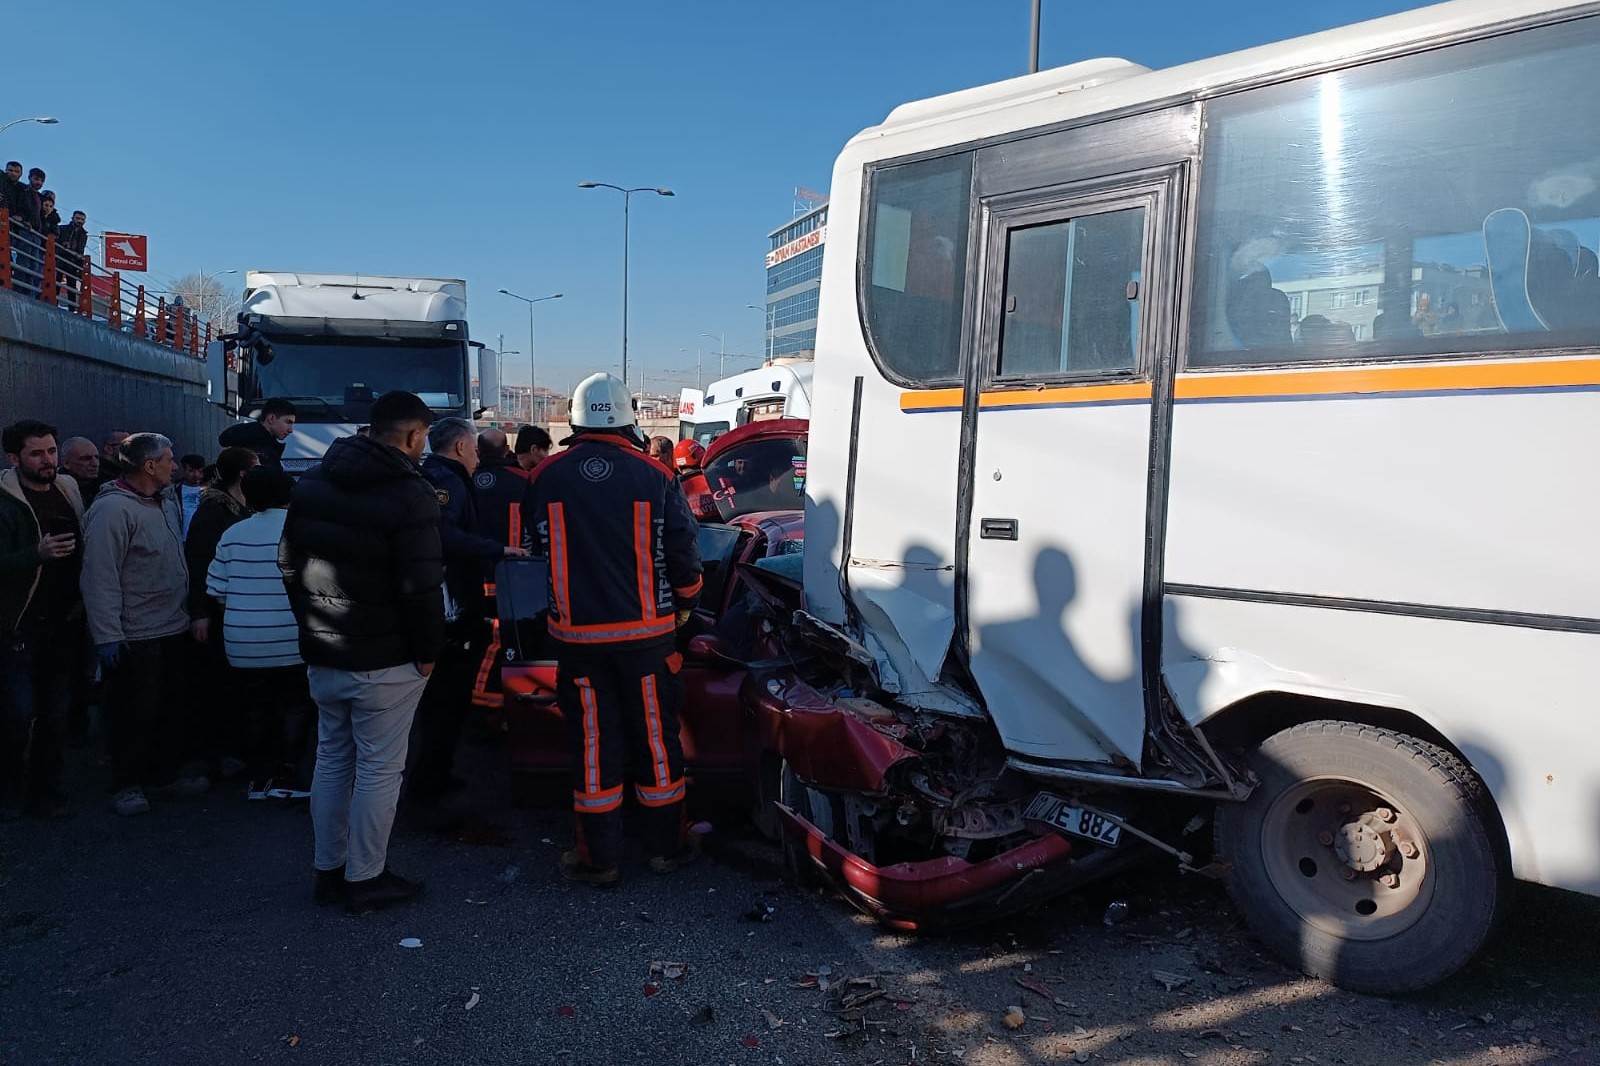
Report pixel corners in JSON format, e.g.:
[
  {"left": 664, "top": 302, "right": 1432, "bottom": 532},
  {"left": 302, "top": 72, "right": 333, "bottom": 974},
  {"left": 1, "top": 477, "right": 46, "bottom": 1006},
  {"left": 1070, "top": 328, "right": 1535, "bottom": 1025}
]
[
  {"left": 1015, "top": 975, "right": 1070, "bottom": 1007},
  {"left": 1152, "top": 969, "right": 1191, "bottom": 992},
  {"left": 398, "top": 937, "right": 423, "bottom": 949},
  {"left": 465, "top": 991, "right": 480, "bottom": 1011},
  {"left": 1003, "top": 1006, "right": 1027, "bottom": 1029},
  {"left": 649, "top": 960, "right": 689, "bottom": 981},
  {"left": 690, "top": 1003, "right": 716, "bottom": 1026},
  {"left": 762, "top": 1009, "right": 786, "bottom": 1030}
]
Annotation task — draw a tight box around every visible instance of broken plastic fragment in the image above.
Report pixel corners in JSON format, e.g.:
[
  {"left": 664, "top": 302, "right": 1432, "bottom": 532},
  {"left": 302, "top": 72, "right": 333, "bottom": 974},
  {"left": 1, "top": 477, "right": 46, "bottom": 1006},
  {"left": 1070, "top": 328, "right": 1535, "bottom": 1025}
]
[
  {"left": 741, "top": 1035, "right": 761, "bottom": 1049},
  {"left": 763, "top": 1009, "right": 785, "bottom": 1030},
  {"left": 1003, "top": 1006, "right": 1027, "bottom": 1029},
  {"left": 643, "top": 982, "right": 661, "bottom": 997},
  {"left": 1152, "top": 970, "right": 1191, "bottom": 992},
  {"left": 465, "top": 992, "right": 480, "bottom": 1011},
  {"left": 398, "top": 937, "right": 423, "bottom": 949}
]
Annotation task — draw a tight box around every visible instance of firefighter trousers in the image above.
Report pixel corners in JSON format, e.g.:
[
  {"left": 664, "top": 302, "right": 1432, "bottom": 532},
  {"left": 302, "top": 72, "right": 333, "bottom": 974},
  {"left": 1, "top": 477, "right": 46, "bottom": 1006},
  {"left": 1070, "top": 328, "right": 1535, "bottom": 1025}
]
[{"left": 555, "top": 645, "right": 687, "bottom": 869}]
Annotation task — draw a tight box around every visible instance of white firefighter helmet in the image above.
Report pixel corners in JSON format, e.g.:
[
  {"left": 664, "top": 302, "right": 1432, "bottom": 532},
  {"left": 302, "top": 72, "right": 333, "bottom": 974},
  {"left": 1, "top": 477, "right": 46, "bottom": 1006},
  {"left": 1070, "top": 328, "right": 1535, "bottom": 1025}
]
[{"left": 568, "top": 372, "right": 638, "bottom": 432}]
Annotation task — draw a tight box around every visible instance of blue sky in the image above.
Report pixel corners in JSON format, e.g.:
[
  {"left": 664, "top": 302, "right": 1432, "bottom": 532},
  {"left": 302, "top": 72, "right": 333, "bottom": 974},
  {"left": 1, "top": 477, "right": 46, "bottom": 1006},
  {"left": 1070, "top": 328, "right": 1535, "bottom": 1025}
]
[{"left": 11, "top": 0, "right": 1425, "bottom": 396}]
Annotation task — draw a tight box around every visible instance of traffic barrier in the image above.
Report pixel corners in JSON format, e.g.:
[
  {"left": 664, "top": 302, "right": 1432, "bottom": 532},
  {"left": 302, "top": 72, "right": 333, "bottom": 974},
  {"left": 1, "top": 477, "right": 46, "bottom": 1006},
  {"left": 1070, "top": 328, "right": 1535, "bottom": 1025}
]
[{"left": 0, "top": 207, "right": 210, "bottom": 357}]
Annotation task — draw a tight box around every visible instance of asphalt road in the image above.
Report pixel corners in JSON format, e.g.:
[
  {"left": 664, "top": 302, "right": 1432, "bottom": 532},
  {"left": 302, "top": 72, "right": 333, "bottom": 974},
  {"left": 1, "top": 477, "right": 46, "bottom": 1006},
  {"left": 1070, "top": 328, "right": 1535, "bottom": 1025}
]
[{"left": 3, "top": 740, "right": 1596, "bottom": 1066}]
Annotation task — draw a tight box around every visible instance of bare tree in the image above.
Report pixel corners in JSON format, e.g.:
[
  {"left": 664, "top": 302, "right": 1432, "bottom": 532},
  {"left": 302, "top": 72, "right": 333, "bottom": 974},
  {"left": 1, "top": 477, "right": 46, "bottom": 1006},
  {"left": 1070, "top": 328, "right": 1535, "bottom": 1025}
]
[{"left": 166, "top": 272, "right": 242, "bottom": 329}]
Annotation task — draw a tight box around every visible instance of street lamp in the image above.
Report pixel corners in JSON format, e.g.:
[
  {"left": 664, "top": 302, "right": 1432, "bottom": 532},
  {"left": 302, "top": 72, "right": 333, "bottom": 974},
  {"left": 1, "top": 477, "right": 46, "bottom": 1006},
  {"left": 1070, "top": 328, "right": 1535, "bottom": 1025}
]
[
  {"left": 498, "top": 289, "right": 562, "bottom": 424},
  {"left": 578, "top": 181, "right": 674, "bottom": 388},
  {"left": 746, "top": 303, "right": 775, "bottom": 363},
  {"left": 0, "top": 116, "right": 59, "bottom": 135}
]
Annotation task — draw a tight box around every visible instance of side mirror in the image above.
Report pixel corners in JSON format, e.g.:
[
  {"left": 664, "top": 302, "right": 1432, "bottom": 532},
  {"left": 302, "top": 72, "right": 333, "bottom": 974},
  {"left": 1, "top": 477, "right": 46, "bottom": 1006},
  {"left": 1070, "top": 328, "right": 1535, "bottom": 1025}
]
[
  {"left": 476, "top": 343, "right": 500, "bottom": 415},
  {"left": 205, "top": 339, "right": 227, "bottom": 403}
]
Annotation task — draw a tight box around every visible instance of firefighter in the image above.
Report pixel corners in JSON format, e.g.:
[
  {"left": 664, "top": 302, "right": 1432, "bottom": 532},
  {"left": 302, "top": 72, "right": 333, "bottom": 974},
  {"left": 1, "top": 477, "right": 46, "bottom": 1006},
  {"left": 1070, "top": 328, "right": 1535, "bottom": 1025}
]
[
  {"left": 527, "top": 373, "right": 703, "bottom": 886},
  {"left": 671, "top": 439, "right": 704, "bottom": 481},
  {"left": 671, "top": 439, "right": 716, "bottom": 520}
]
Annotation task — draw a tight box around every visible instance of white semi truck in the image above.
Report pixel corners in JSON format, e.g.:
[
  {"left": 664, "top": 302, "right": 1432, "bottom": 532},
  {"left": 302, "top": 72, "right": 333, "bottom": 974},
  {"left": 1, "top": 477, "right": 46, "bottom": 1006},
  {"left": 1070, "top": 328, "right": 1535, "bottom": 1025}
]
[{"left": 207, "top": 271, "right": 498, "bottom": 472}]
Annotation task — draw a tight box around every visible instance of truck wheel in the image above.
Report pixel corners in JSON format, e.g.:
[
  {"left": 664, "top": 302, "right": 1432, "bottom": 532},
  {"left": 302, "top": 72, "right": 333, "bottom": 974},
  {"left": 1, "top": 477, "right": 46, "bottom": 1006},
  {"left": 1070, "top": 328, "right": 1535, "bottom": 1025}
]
[{"left": 1215, "top": 721, "right": 1508, "bottom": 994}]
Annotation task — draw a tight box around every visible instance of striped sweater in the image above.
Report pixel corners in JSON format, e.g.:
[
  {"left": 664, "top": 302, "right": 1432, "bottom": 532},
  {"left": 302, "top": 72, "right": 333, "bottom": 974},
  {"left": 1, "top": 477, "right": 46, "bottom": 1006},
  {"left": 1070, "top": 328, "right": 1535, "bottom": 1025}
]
[{"left": 205, "top": 508, "right": 301, "bottom": 669}]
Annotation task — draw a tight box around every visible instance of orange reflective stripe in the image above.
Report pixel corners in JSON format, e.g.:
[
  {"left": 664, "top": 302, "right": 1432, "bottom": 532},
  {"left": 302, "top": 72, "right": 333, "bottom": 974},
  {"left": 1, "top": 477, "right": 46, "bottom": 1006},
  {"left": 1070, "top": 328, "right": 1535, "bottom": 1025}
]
[
  {"left": 471, "top": 636, "right": 502, "bottom": 709},
  {"left": 549, "top": 502, "right": 571, "bottom": 624},
  {"left": 673, "top": 575, "right": 703, "bottom": 599},
  {"left": 509, "top": 501, "right": 522, "bottom": 548},
  {"left": 634, "top": 501, "right": 654, "bottom": 620},
  {"left": 635, "top": 779, "right": 686, "bottom": 807},
  {"left": 548, "top": 616, "right": 678, "bottom": 643},
  {"left": 640, "top": 673, "right": 672, "bottom": 789},
  {"left": 575, "top": 677, "right": 601, "bottom": 795},
  {"left": 573, "top": 783, "right": 623, "bottom": 812}
]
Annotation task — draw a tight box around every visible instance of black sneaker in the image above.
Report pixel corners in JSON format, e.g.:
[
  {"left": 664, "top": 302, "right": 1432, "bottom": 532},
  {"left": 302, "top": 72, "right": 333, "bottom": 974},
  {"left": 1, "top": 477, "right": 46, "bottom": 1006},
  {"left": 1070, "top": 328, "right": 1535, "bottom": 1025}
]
[
  {"left": 314, "top": 865, "right": 345, "bottom": 906},
  {"left": 344, "top": 868, "right": 424, "bottom": 914}
]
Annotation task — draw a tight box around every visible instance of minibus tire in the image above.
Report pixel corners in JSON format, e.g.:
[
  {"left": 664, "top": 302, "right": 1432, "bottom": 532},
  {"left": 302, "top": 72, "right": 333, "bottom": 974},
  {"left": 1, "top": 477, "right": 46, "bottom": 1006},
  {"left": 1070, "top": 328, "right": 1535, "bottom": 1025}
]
[{"left": 1215, "top": 720, "right": 1507, "bottom": 994}]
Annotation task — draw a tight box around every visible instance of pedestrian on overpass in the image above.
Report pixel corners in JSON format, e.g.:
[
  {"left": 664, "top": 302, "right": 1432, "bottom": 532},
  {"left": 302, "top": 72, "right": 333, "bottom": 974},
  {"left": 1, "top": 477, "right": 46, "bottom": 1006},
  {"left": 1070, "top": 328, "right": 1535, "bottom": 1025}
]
[
  {"left": 407, "top": 417, "right": 528, "bottom": 819},
  {"left": 81, "top": 432, "right": 209, "bottom": 816},
  {"left": 527, "top": 373, "right": 703, "bottom": 886},
  {"left": 219, "top": 398, "right": 296, "bottom": 473},
  {"left": 279, "top": 391, "right": 443, "bottom": 912}
]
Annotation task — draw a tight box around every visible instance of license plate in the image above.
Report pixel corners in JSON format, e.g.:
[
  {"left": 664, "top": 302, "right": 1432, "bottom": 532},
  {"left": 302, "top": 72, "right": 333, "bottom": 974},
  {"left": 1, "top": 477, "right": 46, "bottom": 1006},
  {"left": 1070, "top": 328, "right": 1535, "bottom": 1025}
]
[{"left": 1024, "top": 792, "right": 1123, "bottom": 847}]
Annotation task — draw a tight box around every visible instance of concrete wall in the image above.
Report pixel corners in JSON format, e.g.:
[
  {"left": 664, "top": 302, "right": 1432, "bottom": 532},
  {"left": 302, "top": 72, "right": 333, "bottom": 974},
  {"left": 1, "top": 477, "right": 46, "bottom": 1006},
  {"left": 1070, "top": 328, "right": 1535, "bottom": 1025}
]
[{"left": 0, "top": 290, "right": 233, "bottom": 458}]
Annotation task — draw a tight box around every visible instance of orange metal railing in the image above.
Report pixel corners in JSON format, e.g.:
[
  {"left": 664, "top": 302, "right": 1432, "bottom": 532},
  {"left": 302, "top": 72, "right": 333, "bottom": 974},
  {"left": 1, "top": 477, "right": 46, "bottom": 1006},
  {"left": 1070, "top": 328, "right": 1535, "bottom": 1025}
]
[{"left": 0, "top": 207, "right": 210, "bottom": 357}]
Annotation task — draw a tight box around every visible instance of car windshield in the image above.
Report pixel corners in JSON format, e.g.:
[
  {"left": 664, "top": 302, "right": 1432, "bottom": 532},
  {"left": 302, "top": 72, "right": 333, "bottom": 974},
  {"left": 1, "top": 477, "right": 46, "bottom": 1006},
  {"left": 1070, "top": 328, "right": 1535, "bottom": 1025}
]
[
  {"left": 702, "top": 435, "right": 807, "bottom": 521},
  {"left": 245, "top": 337, "right": 467, "bottom": 421}
]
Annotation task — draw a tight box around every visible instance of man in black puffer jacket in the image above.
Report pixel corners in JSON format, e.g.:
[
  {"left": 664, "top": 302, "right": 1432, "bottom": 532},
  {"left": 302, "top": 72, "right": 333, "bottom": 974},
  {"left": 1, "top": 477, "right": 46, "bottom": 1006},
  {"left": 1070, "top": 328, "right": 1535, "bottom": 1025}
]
[
  {"left": 279, "top": 391, "right": 442, "bottom": 914},
  {"left": 219, "top": 398, "right": 296, "bottom": 473}
]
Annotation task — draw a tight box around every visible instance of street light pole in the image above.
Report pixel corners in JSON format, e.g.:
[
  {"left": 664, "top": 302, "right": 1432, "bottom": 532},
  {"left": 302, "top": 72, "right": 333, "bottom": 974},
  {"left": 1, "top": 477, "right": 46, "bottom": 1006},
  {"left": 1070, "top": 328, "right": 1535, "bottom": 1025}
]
[
  {"left": 0, "top": 116, "right": 59, "bottom": 135},
  {"left": 1029, "top": 0, "right": 1042, "bottom": 73},
  {"left": 701, "top": 332, "right": 727, "bottom": 378},
  {"left": 498, "top": 289, "right": 562, "bottom": 424},
  {"left": 746, "top": 303, "right": 774, "bottom": 363},
  {"left": 578, "top": 181, "right": 675, "bottom": 388}
]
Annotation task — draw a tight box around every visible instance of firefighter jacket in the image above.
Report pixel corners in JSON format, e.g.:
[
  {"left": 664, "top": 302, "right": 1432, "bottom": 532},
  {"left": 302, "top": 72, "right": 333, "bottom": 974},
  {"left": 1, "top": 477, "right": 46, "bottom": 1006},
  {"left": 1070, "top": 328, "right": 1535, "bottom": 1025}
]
[
  {"left": 471, "top": 456, "right": 533, "bottom": 559},
  {"left": 526, "top": 433, "right": 703, "bottom": 654}
]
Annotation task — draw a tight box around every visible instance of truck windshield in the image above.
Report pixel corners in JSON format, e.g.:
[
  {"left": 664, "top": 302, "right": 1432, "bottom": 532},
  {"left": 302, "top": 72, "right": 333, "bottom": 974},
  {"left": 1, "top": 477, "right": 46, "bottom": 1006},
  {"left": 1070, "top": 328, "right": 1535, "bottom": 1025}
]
[{"left": 247, "top": 337, "right": 467, "bottom": 421}]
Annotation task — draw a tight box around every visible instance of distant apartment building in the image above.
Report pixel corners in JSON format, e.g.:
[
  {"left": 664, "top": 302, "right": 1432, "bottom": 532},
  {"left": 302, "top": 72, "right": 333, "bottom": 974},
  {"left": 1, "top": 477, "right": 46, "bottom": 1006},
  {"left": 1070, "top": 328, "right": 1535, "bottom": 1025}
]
[{"left": 761, "top": 201, "right": 827, "bottom": 360}]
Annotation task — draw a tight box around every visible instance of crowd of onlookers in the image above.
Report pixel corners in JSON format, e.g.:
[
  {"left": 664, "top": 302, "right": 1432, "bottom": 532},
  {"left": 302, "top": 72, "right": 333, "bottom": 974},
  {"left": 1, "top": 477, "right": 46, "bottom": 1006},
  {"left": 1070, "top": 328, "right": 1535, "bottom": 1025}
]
[
  {"left": 1, "top": 158, "right": 89, "bottom": 301},
  {"left": 1, "top": 396, "right": 568, "bottom": 910}
]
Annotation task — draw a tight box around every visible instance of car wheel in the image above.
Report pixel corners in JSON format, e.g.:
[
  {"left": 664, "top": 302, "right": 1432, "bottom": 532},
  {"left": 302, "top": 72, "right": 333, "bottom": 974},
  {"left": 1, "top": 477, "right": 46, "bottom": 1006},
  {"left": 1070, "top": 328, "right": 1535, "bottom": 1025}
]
[{"left": 1215, "top": 720, "right": 1508, "bottom": 994}]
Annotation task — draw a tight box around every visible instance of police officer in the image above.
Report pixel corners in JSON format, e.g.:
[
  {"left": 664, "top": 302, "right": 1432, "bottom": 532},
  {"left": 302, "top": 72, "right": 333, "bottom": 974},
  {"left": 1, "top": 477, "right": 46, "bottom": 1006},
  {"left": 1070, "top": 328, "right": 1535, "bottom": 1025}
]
[
  {"left": 527, "top": 374, "right": 703, "bottom": 886},
  {"left": 411, "top": 417, "right": 528, "bottom": 815}
]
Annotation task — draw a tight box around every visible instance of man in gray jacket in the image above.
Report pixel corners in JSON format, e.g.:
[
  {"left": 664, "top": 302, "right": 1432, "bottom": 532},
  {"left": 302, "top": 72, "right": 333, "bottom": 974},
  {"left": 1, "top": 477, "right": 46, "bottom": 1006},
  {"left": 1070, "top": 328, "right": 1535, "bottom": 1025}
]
[{"left": 80, "top": 432, "right": 209, "bottom": 816}]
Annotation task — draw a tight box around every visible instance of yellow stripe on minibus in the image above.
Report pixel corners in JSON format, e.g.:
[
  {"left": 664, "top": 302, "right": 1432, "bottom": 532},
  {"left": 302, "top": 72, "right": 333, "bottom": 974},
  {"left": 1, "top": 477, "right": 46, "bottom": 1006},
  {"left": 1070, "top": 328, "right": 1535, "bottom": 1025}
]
[{"left": 899, "top": 357, "right": 1600, "bottom": 412}]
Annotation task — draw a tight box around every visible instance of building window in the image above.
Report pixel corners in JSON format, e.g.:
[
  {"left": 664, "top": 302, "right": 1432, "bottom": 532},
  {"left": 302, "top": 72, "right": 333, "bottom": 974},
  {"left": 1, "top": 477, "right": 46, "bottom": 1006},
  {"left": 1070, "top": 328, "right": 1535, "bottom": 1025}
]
[
  {"left": 1329, "top": 291, "right": 1347, "bottom": 310},
  {"left": 861, "top": 152, "right": 972, "bottom": 384}
]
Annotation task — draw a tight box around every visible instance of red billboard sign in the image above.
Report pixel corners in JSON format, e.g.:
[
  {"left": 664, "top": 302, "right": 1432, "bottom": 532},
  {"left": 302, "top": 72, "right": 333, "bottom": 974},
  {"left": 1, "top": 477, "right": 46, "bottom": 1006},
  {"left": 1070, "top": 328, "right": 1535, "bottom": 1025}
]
[{"left": 103, "top": 232, "right": 148, "bottom": 272}]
